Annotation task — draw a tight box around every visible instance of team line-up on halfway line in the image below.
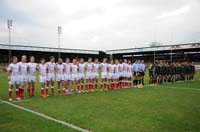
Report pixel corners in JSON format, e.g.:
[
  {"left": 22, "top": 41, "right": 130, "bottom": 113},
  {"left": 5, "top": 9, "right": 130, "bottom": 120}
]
[{"left": 7, "top": 55, "right": 146, "bottom": 101}]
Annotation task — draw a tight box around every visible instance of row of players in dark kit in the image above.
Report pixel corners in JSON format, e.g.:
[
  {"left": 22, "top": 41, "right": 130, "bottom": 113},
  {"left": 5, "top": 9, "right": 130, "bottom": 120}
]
[{"left": 149, "top": 61, "right": 196, "bottom": 84}]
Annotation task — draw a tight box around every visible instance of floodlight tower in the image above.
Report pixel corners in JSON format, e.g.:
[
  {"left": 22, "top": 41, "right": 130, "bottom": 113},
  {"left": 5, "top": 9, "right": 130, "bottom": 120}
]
[
  {"left": 58, "top": 26, "right": 62, "bottom": 59},
  {"left": 7, "top": 19, "right": 13, "bottom": 63}
]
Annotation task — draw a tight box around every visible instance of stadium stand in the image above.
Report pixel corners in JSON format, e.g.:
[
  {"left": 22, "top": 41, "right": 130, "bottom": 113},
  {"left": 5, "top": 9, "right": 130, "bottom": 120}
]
[
  {"left": 106, "top": 43, "right": 200, "bottom": 63},
  {"left": 0, "top": 44, "right": 105, "bottom": 64},
  {"left": 0, "top": 43, "right": 200, "bottom": 66}
]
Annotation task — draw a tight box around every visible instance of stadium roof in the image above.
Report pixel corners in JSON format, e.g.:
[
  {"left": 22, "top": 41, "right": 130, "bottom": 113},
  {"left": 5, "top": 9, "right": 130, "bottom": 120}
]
[
  {"left": 106, "top": 43, "right": 200, "bottom": 54},
  {"left": 0, "top": 44, "right": 99, "bottom": 54}
]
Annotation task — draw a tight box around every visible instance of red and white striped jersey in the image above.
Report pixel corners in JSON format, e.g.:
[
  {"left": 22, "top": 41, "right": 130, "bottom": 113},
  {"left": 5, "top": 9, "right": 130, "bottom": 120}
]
[
  {"left": 101, "top": 63, "right": 108, "bottom": 73},
  {"left": 27, "top": 62, "right": 37, "bottom": 76},
  {"left": 7, "top": 63, "right": 20, "bottom": 76},
  {"left": 19, "top": 62, "right": 28, "bottom": 75},
  {"left": 46, "top": 62, "right": 55, "bottom": 73},
  {"left": 78, "top": 63, "right": 85, "bottom": 74},
  {"left": 38, "top": 64, "right": 47, "bottom": 76},
  {"left": 71, "top": 64, "right": 78, "bottom": 74},
  {"left": 56, "top": 63, "right": 64, "bottom": 74},
  {"left": 63, "top": 63, "right": 71, "bottom": 74}
]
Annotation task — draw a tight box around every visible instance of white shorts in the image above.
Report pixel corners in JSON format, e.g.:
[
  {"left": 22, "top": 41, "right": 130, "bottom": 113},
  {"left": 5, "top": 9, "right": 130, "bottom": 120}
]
[
  {"left": 86, "top": 72, "right": 93, "bottom": 79},
  {"left": 20, "top": 75, "right": 28, "bottom": 82},
  {"left": 47, "top": 73, "right": 55, "bottom": 81},
  {"left": 71, "top": 74, "right": 78, "bottom": 81},
  {"left": 119, "top": 72, "right": 124, "bottom": 77},
  {"left": 78, "top": 73, "right": 85, "bottom": 80},
  {"left": 9, "top": 75, "right": 20, "bottom": 85},
  {"left": 56, "top": 74, "right": 64, "bottom": 81},
  {"left": 39, "top": 76, "right": 47, "bottom": 83},
  {"left": 101, "top": 72, "right": 107, "bottom": 79},
  {"left": 28, "top": 75, "right": 36, "bottom": 82},
  {"left": 126, "top": 72, "right": 132, "bottom": 78},
  {"left": 114, "top": 73, "right": 119, "bottom": 79},
  {"left": 93, "top": 72, "right": 99, "bottom": 79},
  {"left": 64, "top": 74, "right": 71, "bottom": 81},
  {"left": 107, "top": 73, "right": 114, "bottom": 79},
  {"left": 123, "top": 72, "right": 128, "bottom": 77}
]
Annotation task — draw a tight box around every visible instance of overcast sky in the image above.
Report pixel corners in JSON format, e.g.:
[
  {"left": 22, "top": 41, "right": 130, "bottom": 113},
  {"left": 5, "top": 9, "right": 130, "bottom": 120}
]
[{"left": 0, "top": 0, "right": 200, "bottom": 50}]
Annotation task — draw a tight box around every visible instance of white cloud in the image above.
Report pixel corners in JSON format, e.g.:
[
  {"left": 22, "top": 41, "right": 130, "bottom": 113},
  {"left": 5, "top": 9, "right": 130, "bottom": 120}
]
[
  {"left": 156, "top": 6, "right": 190, "bottom": 20},
  {"left": 0, "top": 0, "right": 200, "bottom": 50}
]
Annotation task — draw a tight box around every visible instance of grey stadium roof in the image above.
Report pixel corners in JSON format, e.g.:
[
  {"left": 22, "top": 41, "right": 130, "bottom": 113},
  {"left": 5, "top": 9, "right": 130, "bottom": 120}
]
[
  {"left": 106, "top": 43, "right": 200, "bottom": 54},
  {"left": 0, "top": 44, "right": 99, "bottom": 54},
  {"left": 0, "top": 43, "right": 200, "bottom": 55}
]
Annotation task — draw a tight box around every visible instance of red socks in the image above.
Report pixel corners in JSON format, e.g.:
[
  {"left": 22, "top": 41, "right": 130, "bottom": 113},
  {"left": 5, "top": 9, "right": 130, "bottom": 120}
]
[
  {"left": 19, "top": 87, "right": 24, "bottom": 99},
  {"left": 27, "top": 87, "right": 31, "bottom": 96},
  {"left": 40, "top": 88, "right": 45, "bottom": 97},
  {"left": 51, "top": 87, "right": 54, "bottom": 96},
  {"left": 28, "top": 85, "right": 35, "bottom": 96},
  {"left": 63, "top": 88, "right": 68, "bottom": 95},
  {"left": 89, "top": 83, "right": 93, "bottom": 90},
  {"left": 100, "top": 83, "right": 103, "bottom": 90},
  {"left": 58, "top": 89, "right": 61, "bottom": 95},
  {"left": 103, "top": 83, "right": 107, "bottom": 90},
  {"left": 32, "top": 85, "right": 35, "bottom": 96},
  {"left": 16, "top": 89, "right": 20, "bottom": 99},
  {"left": 86, "top": 84, "right": 89, "bottom": 91},
  {"left": 95, "top": 83, "right": 98, "bottom": 89},
  {"left": 46, "top": 88, "right": 48, "bottom": 95},
  {"left": 76, "top": 84, "right": 80, "bottom": 91},
  {"left": 81, "top": 84, "right": 84, "bottom": 90},
  {"left": 8, "top": 88, "right": 12, "bottom": 99}
]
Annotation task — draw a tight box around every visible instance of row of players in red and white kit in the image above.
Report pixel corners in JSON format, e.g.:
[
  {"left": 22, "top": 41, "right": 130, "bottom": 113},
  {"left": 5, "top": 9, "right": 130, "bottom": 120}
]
[{"left": 7, "top": 55, "right": 133, "bottom": 101}]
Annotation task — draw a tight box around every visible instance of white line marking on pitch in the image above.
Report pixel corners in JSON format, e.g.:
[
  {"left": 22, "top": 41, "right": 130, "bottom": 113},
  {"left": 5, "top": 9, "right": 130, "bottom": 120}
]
[
  {"left": 0, "top": 99, "right": 31, "bottom": 104},
  {"left": 13, "top": 99, "right": 31, "bottom": 103},
  {"left": 154, "top": 85, "right": 200, "bottom": 91},
  {"left": 0, "top": 99, "right": 92, "bottom": 132}
]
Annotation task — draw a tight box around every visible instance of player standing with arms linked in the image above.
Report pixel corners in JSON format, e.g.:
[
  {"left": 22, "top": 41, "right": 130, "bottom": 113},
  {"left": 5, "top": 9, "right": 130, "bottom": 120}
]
[
  {"left": 27, "top": 56, "right": 37, "bottom": 97},
  {"left": 107, "top": 60, "right": 115, "bottom": 90},
  {"left": 100, "top": 58, "right": 108, "bottom": 91},
  {"left": 93, "top": 58, "right": 100, "bottom": 91},
  {"left": 122, "top": 59, "right": 128, "bottom": 88},
  {"left": 46, "top": 56, "right": 56, "bottom": 96},
  {"left": 113, "top": 59, "right": 120, "bottom": 89},
  {"left": 63, "top": 58, "right": 71, "bottom": 93},
  {"left": 38, "top": 58, "right": 47, "bottom": 98},
  {"left": 119, "top": 59, "right": 124, "bottom": 89},
  {"left": 19, "top": 55, "right": 28, "bottom": 99},
  {"left": 77, "top": 58, "right": 85, "bottom": 93},
  {"left": 56, "top": 58, "right": 68, "bottom": 95},
  {"left": 70, "top": 58, "right": 79, "bottom": 93},
  {"left": 85, "top": 58, "right": 93, "bottom": 92},
  {"left": 7, "top": 56, "right": 20, "bottom": 101}
]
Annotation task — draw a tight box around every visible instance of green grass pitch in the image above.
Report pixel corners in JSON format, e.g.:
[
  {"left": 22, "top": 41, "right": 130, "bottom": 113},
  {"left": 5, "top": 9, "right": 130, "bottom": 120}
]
[{"left": 0, "top": 71, "right": 200, "bottom": 132}]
